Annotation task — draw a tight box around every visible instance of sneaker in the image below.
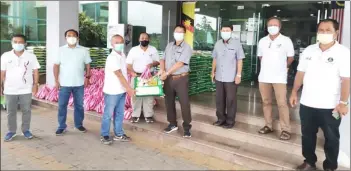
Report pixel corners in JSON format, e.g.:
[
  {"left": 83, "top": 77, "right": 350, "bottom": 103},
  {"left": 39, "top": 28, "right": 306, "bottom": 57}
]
[
  {"left": 130, "top": 117, "right": 139, "bottom": 123},
  {"left": 183, "top": 131, "right": 192, "bottom": 138},
  {"left": 164, "top": 124, "right": 178, "bottom": 133},
  {"left": 55, "top": 129, "right": 66, "bottom": 136},
  {"left": 75, "top": 126, "right": 87, "bottom": 133},
  {"left": 100, "top": 136, "right": 112, "bottom": 145},
  {"left": 113, "top": 134, "right": 131, "bottom": 142},
  {"left": 4, "top": 132, "right": 16, "bottom": 142},
  {"left": 23, "top": 131, "right": 33, "bottom": 139},
  {"left": 145, "top": 117, "right": 154, "bottom": 123}
]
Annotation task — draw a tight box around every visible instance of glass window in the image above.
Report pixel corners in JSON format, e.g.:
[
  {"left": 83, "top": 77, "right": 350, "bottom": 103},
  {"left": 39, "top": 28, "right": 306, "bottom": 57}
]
[
  {"left": 0, "top": 41, "right": 11, "bottom": 55},
  {"left": 1, "top": 1, "right": 24, "bottom": 17},
  {"left": 82, "top": 3, "right": 96, "bottom": 21},
  {"left": 98, "top": 2, "right": 108, "bottom": 23},
  {"left": 1, "top": 17, "right": 24, "bottom": 40},
  {"left": 24, "top": 19, "right": 40, "bottom": 42}
]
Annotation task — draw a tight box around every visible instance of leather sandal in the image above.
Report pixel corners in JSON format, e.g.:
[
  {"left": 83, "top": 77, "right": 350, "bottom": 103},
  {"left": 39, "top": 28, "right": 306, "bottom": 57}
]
[
  {"left": 279, "top": 131, "right": 291, "bottom": 140},
  {"left": 258, "top": 126, "right": 273, "bottom": 134}
]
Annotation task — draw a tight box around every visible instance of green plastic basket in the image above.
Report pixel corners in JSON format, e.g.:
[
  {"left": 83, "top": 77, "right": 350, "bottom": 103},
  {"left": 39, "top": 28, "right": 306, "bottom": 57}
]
[{"left": 134, "top": 76, "right": 164, "bottom": 97}]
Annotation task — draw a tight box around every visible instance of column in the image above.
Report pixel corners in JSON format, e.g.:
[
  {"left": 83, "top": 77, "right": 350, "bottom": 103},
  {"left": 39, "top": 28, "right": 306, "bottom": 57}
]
[
  {"left": 45, "top": 1, "right": 79, "bottom": 86},
  {"left": 108, "top": 1, "right": 119, "bottom": 26},
  {"left": 338, "top": 1, "right": 350, "bottom": 168},
  {"left": 160, "top": 1, "right": 179, "bottom": 50}
]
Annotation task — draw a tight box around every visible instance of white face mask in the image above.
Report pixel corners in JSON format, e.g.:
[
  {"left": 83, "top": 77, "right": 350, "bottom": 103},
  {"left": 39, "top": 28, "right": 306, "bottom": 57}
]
[
  {"left": 221, "top": 32, "right": 232, "bottom": 41},
  {"left": 174, "top": 33, "right": 184, "bottom": 41},
  {"left": 317, "top": 33, "right": 334, "bottom": 44},
  {"left": 66, "top": 37, "right": 77, "bottom": 45},
  {"left": 12, "top": 43, "right": 25, "bottom": 52},
  {"left": 267, "top": 26, "right": 280, "bottom": 35}
]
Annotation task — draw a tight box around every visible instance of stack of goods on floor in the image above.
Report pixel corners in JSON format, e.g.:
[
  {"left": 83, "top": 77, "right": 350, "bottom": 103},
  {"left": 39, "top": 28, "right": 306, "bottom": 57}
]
[
  {"left": 89, "top": 48, "right": 109, "bottom": 68},
  {"left": 27, "top": 46, "right": 46, "bottom": 74},
  {"left": 241, "top": 52, "right": 252, "bottom": 82},
  {"left": 189, "top": 51, "right": 214, "bottom": 96}
]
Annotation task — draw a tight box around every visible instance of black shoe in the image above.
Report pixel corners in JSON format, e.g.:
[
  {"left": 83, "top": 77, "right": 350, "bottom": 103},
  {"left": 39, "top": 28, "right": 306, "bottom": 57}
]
[
  {"left": 183, "top": 131, "right": 191, "bottom": 138},
  {"left": 113, "top": 134, "right": 131, "bottom": 142},
  {"left": 100, "top": 136, "right": 112, "bottom": 145},
  {"left": 130, "top": 117, "right": 139, "bottom": 123},
  {"left": 296, "top": 162, "right": 317, "bottom": 171},
  {"left": 145, "top": 117, "right": 154, "bottom": 123},
  {"left": 222, "top": 123, "right": 234, "bottom": 129},
  {"left": 76, "top": 126, "right": 87, "bottom": 133},
  {"left": 164, "top": 124, "right": 178, "bottom": 133},
  {"left": 213, "top": 120, "right": 225, "bottom": 126},
  {"left": 55, "top": 129, "right": 66, "bottom": 136}
]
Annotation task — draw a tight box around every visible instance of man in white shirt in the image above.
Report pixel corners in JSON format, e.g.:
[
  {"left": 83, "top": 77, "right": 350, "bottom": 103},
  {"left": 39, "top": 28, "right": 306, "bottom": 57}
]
[
  {"left": 257, "top": 17, "right": 295, "bottom": 140},
  {"left": 0, "top": 34, "right": 40, "bottom": 141},
  {"left": 100, "top": 34, "right": 136, "bottom": 145},
  {"left": 126, "top": 32, "right": 160, "bottom": 123},
  {"left": 290, "top": 19, "right": 350, "bottom": 171},
  {"left": 53, "top": 29, "right": 92, "bottom": 136}
]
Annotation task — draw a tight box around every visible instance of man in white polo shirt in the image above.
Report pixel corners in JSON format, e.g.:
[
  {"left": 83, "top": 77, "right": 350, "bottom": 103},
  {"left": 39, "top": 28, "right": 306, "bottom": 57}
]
[
  {"left": 290, "top": 19, "right": 350, "bottom": 171},
  {"left": 257, "top": 17, "right": 295, "bottom": 140},
  {"left": 1, "top": 34, "right": 40, "bottom": 141},
  {"left": 126, "top": 32, "right": 160, "bottom": 123}
]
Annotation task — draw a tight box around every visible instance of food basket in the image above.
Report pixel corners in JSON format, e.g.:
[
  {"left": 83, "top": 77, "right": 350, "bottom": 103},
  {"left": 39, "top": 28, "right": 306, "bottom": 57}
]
[{"left": 133, "top": 76, "right": 164, "bottom": 97}]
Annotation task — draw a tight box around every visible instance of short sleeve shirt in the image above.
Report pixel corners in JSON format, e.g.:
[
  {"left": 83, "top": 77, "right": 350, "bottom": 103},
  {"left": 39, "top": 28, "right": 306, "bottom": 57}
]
[
  {"left": 212, "top": 38, "right": 245, "bottom": 82},
  {"left": 1, "top": 50, "right": 41, "bottom": 95},
  {"left": 54, "top": 45, "right": 92, "bottom": 87},
  {"left": 163, "top": 41, "right": 192, "bottom": 75},
  {"left": 103, "top": 51, "right": 128, "bottom": 95},
  {"left": 126, "top": 45, "right": 160, "bottom": 73},
  {"left": 297, "top": 42, "right": 350, "bottom": 109},
  {"left": 257, "top": 34, "right": 295, "bottom": 84}
]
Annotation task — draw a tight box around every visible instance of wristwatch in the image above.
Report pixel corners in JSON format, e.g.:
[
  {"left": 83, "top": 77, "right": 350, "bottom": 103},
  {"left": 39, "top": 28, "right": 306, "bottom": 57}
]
[
  {"left": 339, "top": 100, "right": 349, "bottom": 106},
  {"left": 236, "top": 74, "right": 242, "bottom": 78}
]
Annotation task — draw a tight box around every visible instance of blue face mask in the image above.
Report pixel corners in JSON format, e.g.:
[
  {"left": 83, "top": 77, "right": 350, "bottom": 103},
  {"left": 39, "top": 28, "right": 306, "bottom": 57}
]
[
  {"left": 113, "top": 44, "right": 124, "bottom": 52},
  {"left": 12, "top": 43, "right": 25, "bottom": 52}
]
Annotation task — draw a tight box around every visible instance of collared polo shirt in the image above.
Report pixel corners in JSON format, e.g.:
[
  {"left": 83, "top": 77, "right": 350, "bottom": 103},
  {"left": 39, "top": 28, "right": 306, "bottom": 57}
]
[
  {"left": 298, "top": 42, "right": 350, "bottom": 109},
  {"left": 54, "top": 45, "right": 92, "bottom": 87},
  {"left": 257, "top": 34, "right": 295, "bottom": 84},
  {"left": 212, "top": 38, "right": 245, "bottom": 82},
  {"left": 126, "top": 45, "right": 160, "bottom": 73},
  {"left": 163, "top": 41, "right": 192, "bottom": 75},
  {"left": 103, "top": 51, "right": 128, "bottom": 95},
  {"left": 1, "top": 50, "right": 41, "bottom": 95}
]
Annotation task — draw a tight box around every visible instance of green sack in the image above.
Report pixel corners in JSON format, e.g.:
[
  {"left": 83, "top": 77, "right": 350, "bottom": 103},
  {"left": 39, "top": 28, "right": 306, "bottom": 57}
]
[{"left": 134, "top": 76, "right": 164, "bottom": 97}]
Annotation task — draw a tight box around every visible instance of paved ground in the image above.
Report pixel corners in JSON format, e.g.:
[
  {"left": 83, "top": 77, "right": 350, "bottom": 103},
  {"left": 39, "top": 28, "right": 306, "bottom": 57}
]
[{"left": 1, "top": 106, "right": 241, "bottom": 170}]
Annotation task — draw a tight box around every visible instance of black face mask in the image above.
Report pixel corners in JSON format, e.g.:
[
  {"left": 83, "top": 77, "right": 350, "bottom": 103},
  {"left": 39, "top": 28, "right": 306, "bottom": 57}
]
[{"left": 140, "top": 40, "right": 149, "bottom": 47}]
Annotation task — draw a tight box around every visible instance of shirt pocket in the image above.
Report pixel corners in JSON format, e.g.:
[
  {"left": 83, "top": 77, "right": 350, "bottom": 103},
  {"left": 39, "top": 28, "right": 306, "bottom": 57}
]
[{"left": 227, "top": 48, "right": 237, "bottom": 61}]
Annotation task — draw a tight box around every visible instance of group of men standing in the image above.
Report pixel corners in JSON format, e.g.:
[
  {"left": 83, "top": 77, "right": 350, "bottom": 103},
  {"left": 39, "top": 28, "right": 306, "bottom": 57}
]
[{"left": 0, "top": 17, "right": 349, "bottom": 171}]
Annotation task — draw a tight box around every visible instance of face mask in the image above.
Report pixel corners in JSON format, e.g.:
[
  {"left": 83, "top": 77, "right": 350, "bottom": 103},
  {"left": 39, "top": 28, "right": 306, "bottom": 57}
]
[
  {"left": 12, "top": 43, "right": 25, "bottom": 52},
  {"left": 66, "top": 37, "right": 77, "bottom": 45},
  {"left": 113, "top": 44, "right": 124, "bottom": 52},
  {"left": 140, "top": 40, "right": 149, "bottom": 47},
  {"left": 317, "top": 33, "right": 334, "bottom": 44},
  {"left": 174, "top": 33, "right": 184, "bottom": 41},
  {"left": 221, "top": 32, "right": 232, "bottom": 41},
  {"left": 267, "top": 26, "right": 280, "bottom": 35}
]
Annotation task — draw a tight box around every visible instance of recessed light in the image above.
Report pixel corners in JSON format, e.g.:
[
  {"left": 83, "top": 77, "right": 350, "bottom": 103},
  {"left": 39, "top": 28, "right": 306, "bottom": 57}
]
[
  {"left": 238, "top": 5, "right": 244, "bottom": 10},
  {"left": 262, "top": 4, "right": 270, "bottom": 7},
  {"left": 274, "top": 15, "right": 278, "bottom": 17},
  {"left": 195, "top": 8, "right": 200, "bottom": 12},
  {"left": 317, "top": 2, "right": 322, "bottom": 4},
  {"left": 277, "top": 9, "right": 281, "bottom": 12},
  {"left": 220, "top": 9, "right": 226, "bottom": 11},
  {"left": 310, "top": 13, "right": 314, "bottom": 16},
  {"left": 204, "top": 4, "right": 207, "bottom": 7}
]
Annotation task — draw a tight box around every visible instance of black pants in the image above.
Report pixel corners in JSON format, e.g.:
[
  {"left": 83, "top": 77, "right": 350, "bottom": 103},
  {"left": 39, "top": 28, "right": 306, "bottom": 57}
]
[
  {"left": 164, "top": 75, "right": 192, "bottom": 131},
  {"left": 215, "top": 80, "right": 238, "bottom": 125},
  {"left": 300, "top": 104, "right": 341, "bottom": 170}
]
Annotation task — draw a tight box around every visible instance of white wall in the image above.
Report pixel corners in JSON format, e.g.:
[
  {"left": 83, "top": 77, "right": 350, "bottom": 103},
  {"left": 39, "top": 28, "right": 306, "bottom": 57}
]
[{"left": 338, "top": 1, "right": 350, "bottom": 168}]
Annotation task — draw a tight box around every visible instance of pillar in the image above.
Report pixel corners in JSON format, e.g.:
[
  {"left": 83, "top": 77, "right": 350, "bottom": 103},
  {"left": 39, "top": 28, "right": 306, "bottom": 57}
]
[
  {"left": 160, "top": 1, "right": 179, "bottom": 50},
  {"left": 45, "top": 1, "right": 79, "bottom": 86},
  {"left": 338, "top": 1, "right": 350, "bottom": 168},
  {"left": 181, "top": 2, "right": 196, "bottom": 49}
]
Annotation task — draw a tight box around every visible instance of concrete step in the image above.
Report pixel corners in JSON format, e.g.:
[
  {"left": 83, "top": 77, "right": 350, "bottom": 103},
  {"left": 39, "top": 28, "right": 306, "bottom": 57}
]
[
  {"left": 155, "top": 97, "right": 325, "bottom": 138},
  {"left": 153, "top": 109, "right": 325, "bottom": 163}
]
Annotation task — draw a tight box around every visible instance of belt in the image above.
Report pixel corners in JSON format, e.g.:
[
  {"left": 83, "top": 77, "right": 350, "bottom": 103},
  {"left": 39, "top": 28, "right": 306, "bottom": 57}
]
[{"left": 171, "top": 72, "right": 189, "bottom": 80}]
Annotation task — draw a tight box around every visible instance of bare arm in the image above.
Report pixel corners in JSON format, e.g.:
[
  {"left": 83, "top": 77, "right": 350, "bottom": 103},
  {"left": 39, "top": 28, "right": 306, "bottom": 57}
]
[
  {"left": 151, "top": 61, "right": 160, "bottom": 67},
  {"left": 114, "top": 70, "right": 132, "bottom": 90},
  {"left": 127, "top": 64, "right": 136, "bottom": 74},
  {"left": 33, "top": 69, "right": 39, "bottom": 84},
  {"left": 159, "top": 59, "right": 165, "bottom": 72},
  {"left": 236, "top": 59, "right": 243, "bottom": 75},
  {"left": 0, "top": 71, "right": 5, "bottom": 94},
  {"left": 53, "top": 64, "right": 60, "bottom": 83},
  {"left": 292, "top": 71, "right": 305, "bottom": 93},
  {"left": 85, "top": 64, "right": 91, "bottom": 77},
  {"left": 287, "top": 57, "right": 294, "bottom": 68},
  {"left": 212, "top": 59, "right": 216, "bottom": 73},
  {"left": 166, "top": 62, "right": 184, "bottom": 75},
  {"left": 340, "top": 77, "right": 350, "bottom": 102}
]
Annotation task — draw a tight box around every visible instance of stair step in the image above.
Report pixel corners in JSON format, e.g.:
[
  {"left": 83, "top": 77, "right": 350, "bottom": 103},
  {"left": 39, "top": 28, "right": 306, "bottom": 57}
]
[
  {"left": 153, "top": 109, "right": 325, "bottom": 162},
  {"left": 155, "top": 97, "right": 325, "bottom": 138}
]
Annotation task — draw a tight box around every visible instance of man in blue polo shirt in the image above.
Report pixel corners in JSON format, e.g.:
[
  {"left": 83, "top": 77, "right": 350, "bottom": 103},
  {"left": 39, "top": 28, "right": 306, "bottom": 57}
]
[{"left": 53, "top": 29, "right": 92, "bottom": 135}]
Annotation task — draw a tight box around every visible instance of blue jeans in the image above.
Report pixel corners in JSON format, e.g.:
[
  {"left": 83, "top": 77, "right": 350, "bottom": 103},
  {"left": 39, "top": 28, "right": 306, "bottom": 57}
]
[
  {"left": 57, "top": 86, "right": 84, "bottom": 130},
  {"left": 100, "top": 93, "right": 126, "bottom": 137}
]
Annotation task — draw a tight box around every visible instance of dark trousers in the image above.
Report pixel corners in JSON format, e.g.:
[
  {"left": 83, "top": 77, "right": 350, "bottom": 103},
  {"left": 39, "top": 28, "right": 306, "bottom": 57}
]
[
  {"left": 164, "top": 75, "right": 192, "bottom": 131},
  {"left": 300, "top": 104, "right": 341, "bottom": 170},
  {"left": 215, "top": 80, "right": 237, "bottom": 125}
]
